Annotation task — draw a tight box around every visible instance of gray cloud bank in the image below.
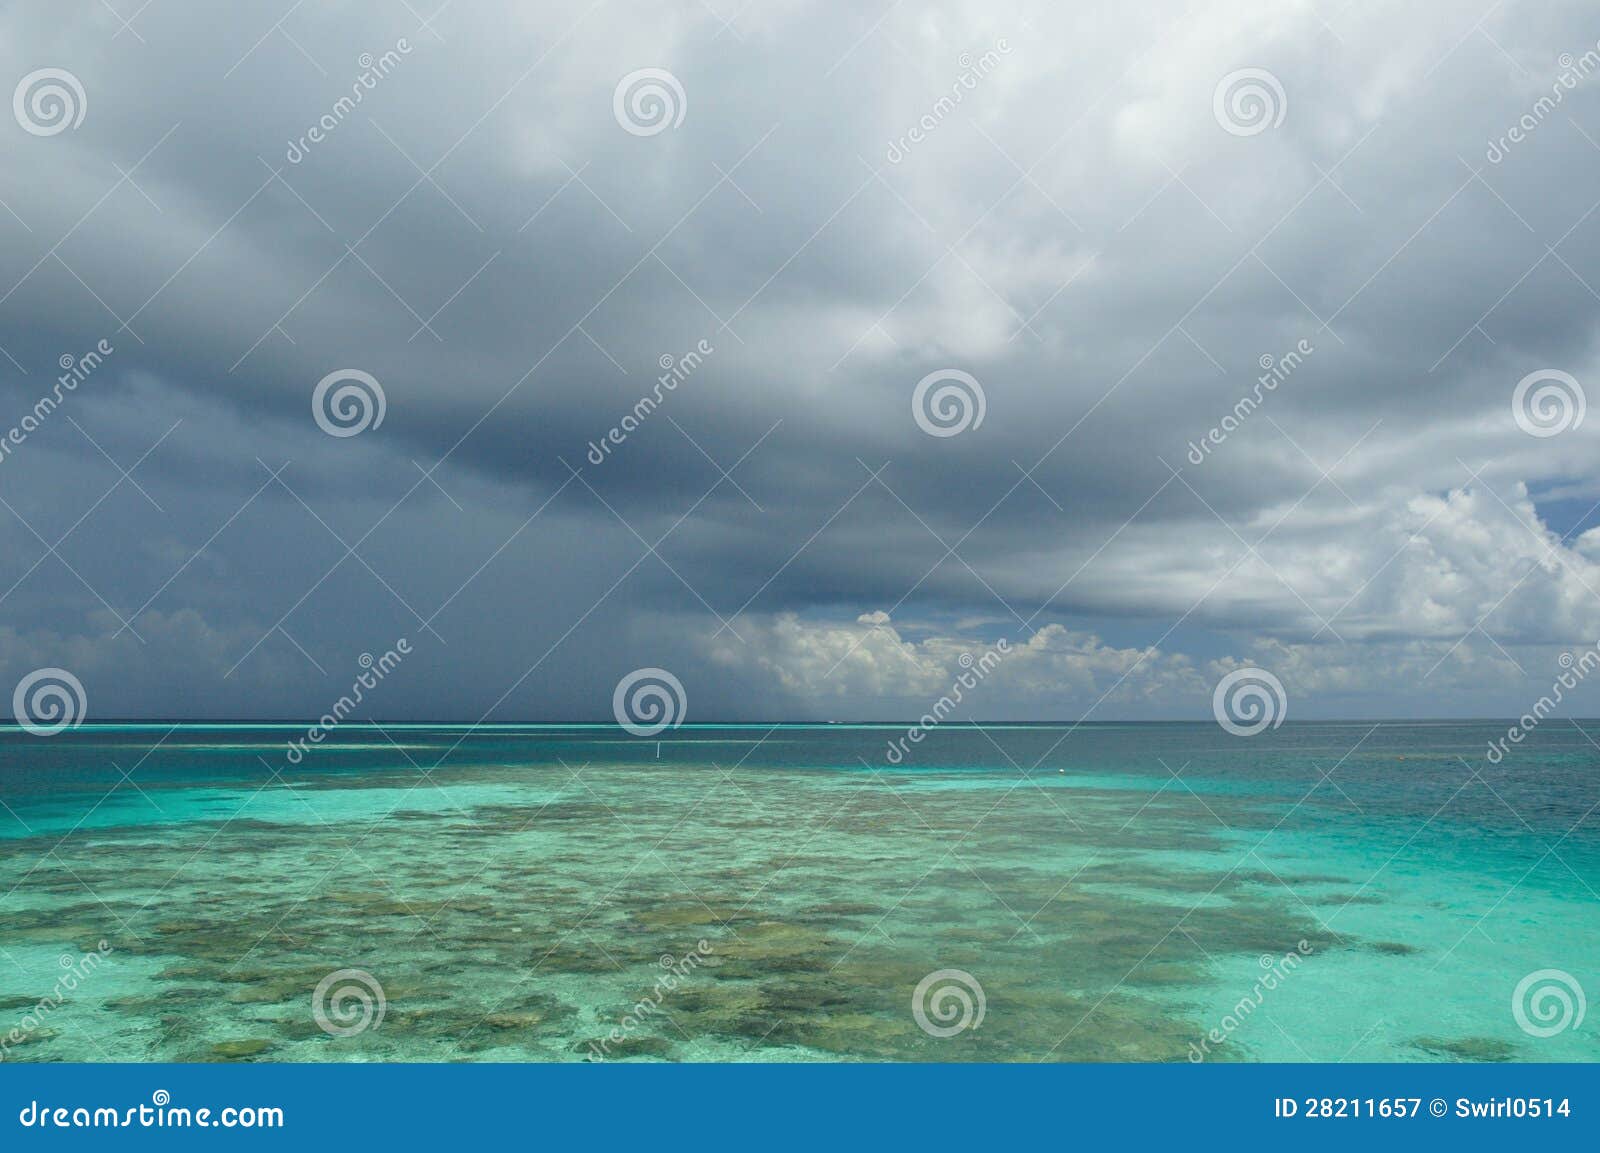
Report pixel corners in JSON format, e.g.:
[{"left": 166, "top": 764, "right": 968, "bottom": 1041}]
[{"left": 3, "top": 0, "right": 1600, "bottom": 722}]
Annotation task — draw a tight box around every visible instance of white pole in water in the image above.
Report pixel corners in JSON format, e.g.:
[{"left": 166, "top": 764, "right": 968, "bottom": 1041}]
[{"left": 656, "top": 741, "right": 661, "bottom": 759}]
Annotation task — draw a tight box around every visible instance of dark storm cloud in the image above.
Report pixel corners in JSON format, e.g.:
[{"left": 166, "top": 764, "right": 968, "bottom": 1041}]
[{"left": 4, "top": 0, "right": 1600, "bottom": 721}]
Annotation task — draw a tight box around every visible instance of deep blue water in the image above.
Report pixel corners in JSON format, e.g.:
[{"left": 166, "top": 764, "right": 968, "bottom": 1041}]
[{"left": 0, "top": 722, "right": 1595, "bottom": 1062}]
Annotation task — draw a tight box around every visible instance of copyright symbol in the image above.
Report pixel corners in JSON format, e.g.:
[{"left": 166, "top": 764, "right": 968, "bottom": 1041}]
[{"left": 1429, "top": 1098, "right": 1447, "bottom": 1117}]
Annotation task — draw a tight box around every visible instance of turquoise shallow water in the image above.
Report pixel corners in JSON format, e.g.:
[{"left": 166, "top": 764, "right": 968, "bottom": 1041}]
[{"left": 0, "top": 721, "right": 1596, "bottom": 1062}]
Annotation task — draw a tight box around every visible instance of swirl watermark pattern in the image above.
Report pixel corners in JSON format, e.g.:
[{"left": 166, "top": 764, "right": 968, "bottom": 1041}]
[
  {"left": 1512, "top": 369, "right": 1584, "bottom": 437},
  {"left": 1213, "top": 68, "right": 1286, "bottom": 136},
  {"left": 912, "top": 369, "right": 986, "bottom": 437},
  {"left": 613, "top": 667, "right": 687, "bottom": 736},
  {"left": 311, "top": 968, "right": 386, "bottom": 1037},
  {"left": 911, "top": 968, "right": 985, "bottom": 1037},
  {"left": 12, "top": 668, "right": 87, "bottom": 736},
  {"left": 1512, "top": 969, "right": 1585, "bottom": 1038},
  {"left": 613, "top": 68, "right": 686, "bottom": 136},
  {"left": 1212, "top": 667, "right": 1286, "bottom": 736},
  {"left": 313, "top": 369, "right": 386, "bottom": 438},
  {"left": 13, "top": 68, "right": 86, "bottom": 136}
]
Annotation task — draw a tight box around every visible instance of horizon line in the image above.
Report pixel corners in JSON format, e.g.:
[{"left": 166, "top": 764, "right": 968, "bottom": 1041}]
[{"left": 0, "top": 718, "right": 1575, "bottom": 729}]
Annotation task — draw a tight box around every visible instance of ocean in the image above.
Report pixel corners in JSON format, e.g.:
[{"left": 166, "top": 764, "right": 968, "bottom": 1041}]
[{"left": 0, "top": 721, "right": 1595, "bottom": 1062}]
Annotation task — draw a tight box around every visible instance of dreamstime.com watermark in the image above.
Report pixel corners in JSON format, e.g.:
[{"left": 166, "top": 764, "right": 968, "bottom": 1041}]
[
  {"left": 13, "top": 68, "right": 85, "bottom": 136},
  {"left": 912, "top": 968, "right": 986, "bottom": 1037},
  {"left": 313, "top": 368, "right": 386, "bottom": 438},
  {"left": 284, "top": 640, "right": 410, "bottom": 764},
  {"left": 912, "top": 368, "right": 986, "bottom": 437},
  {"left": 586, "top": 340, "right": 713, "bottom": 465},
  {"left": 1188, "top": 941, "right": 1313, "bottom": 1061},
  {"left": 1487, "top": 42, "right": 1600, "bottom": 164},
  {"left": 0, "top": 340, "right": 114, "bottom": 467},
  {"left": 1486, "top": 642, "right": 1600, "bottom": 764},
  {"left": 1511, "top": 368, "right": 1584, "bottom": 438},
  {"left": 286, "top": 39, "right": 414, "bottom": 163},
  {"left": 1212, "top": 666, "right": 1287, "bottom": 736},
  {"left": 1511, "top": 968, "right": 1586, "bottom": 1038},
  {"left": 11, "top": 667, "right": 88, "bottom": 736},
  {"left": 312, "top": 968, "right": 386, "bottom": 1037},
  {"left": 613, "top": 68, "right": 686, "bottom": 136},
  {"left": 0, "top": 942, "right": 111, "bottom": 1061},
  {"left": 1186, "top": 339, "right": 1312, "bottom": 464},
  {"left": 586, "top": 940, "right": 714, "bottom": 1060},
  {"left": 17, "top": 1091, "right": 282, "bottom": 1130},
  {"left": 1213, "top": 68, "right": 1286, "bottom": 136},
  {"left": 612, "top": 667, "right": 688, "bottom": 737},
  {"left": 885, "top": 40, "right": 1011, "bottom": 164},
  {"left": 884, "top": 640, "right": 1010, "bottom": 764}
]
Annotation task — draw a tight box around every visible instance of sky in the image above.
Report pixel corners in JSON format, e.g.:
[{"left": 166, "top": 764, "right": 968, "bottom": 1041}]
[{"left": 3, "top": 0, "right": 1600, "bottom": 723}]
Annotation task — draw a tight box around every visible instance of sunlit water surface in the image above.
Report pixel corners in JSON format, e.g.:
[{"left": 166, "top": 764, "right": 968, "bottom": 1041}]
[{"left": 1, "top": 722, "right": 1595, "bottom": 1062}]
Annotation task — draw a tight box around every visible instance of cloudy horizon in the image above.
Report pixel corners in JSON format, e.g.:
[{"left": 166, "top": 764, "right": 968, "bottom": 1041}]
[{"left": 5, "top": 1, "right": 1600, "bottom": 724}]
